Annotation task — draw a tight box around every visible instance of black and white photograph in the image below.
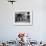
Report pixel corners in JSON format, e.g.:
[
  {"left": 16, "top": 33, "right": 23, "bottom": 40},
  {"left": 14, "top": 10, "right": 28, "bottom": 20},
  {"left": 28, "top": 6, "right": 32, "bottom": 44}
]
[{"left": 14, "top": 11, "right": 32, "bottom": 26}]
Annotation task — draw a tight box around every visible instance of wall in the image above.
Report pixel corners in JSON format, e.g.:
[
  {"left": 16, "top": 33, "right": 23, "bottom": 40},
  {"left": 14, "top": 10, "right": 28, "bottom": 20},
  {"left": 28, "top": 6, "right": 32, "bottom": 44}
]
[{"left": 0, "top": 0, "right": 46, "bottom": 41}]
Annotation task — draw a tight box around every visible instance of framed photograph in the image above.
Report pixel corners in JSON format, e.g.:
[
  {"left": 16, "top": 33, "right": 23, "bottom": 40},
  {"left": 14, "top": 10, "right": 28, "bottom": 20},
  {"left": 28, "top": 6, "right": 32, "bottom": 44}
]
[{"left": 14, "top": 10, "right": 33, "bottom": 26}]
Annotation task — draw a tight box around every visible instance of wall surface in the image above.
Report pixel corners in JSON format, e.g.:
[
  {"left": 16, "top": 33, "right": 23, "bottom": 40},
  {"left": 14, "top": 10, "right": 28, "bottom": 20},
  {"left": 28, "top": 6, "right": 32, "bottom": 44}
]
[{"left": 0, "top": 0, "right": 46, "bottom": 41}]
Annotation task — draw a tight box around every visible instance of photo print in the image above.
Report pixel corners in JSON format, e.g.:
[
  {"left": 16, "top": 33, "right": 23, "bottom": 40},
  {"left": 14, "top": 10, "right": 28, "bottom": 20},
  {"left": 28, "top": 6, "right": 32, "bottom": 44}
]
[{"left": 14, "top": 11, "right": 33, "bottom": 26}]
